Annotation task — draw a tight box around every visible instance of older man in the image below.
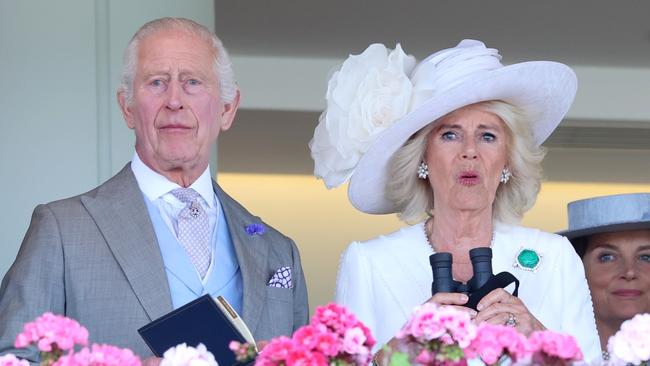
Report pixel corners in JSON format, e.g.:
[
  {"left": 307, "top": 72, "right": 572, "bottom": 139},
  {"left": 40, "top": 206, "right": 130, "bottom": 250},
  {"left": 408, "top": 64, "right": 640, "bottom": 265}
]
[{"left": 0, "top": 17, "right": 308, "bottom": 363}]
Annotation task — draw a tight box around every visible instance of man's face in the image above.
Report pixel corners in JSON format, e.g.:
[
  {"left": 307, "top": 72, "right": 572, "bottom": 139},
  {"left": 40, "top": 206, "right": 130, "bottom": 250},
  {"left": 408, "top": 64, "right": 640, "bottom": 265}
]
[{"left": 118, "top": 29, "right": 238, "bottom": 179}]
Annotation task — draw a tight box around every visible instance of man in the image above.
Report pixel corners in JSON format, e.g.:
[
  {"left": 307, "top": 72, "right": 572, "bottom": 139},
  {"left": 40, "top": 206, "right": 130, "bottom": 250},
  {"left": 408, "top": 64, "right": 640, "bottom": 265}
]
[{"left": 0, "top": 17, "right": 309, "bottom": 363}]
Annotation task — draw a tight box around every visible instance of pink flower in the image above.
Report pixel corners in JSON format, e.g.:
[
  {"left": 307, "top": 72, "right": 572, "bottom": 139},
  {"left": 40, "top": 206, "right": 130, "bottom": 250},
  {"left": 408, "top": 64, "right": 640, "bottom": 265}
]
[
  {"left": 284, "top": 346, "right": 328, "bottom": 366},
  {"left": 0, "top": 354, "right": 30, "bottom": 366},
  {"left": 528, "top": 330, "right": 583, "bottom": 363},
  {"left": 253, "top": 304, "right": 374, "bottom": 366},
  {"left": 312, "top": 332, "right": 340, "bottom": 357},
  {"left": 53, "top": 344, "right": 141, "bottom": 366},
  {"left": 465, "top": 324, "right": 529, "bottom": 365},
  {"left": 256, "top": 336, "right": 298, "bottom": 366},
  {"left": 14, "top": 313, "right": 88, "bottom": 352}
]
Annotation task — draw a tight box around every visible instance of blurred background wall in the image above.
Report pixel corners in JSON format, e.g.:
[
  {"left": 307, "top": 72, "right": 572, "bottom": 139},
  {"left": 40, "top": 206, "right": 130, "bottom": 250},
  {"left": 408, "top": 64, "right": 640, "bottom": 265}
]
[{"left": 1, "top": 0, "right": 649, "bottom": 313}]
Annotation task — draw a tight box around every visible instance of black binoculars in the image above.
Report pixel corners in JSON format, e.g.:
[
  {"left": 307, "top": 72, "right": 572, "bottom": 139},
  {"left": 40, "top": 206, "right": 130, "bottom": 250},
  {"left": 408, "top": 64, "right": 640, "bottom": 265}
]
[{"left": 429, "top": 247, "right": 519, "bottom": 311}]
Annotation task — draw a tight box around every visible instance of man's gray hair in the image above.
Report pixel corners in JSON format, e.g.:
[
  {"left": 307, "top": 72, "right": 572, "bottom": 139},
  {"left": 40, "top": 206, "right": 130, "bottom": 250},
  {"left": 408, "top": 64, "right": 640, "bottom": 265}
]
[
  {"left": 386, "top": 101, "right": 546, "bottom": 224},
  {"left": 119, "top": 17, "right": 237, "bottom": 104}
]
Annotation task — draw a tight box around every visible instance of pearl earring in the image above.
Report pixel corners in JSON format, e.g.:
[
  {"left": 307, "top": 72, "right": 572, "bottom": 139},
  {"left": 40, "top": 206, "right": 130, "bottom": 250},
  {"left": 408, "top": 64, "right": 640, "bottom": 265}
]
[
  {"left": 417, "top": 161, "right": 429, "bottom": 179},
  {"left": 500, "top": 168, "right": 511, "bottom": 184}
]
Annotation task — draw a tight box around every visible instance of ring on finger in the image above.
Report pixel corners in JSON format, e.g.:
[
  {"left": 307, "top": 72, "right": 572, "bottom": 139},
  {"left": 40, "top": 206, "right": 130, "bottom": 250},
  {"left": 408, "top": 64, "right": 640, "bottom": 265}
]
[{"left": 505, "top": 312, "right": 517, "bottom": 327}]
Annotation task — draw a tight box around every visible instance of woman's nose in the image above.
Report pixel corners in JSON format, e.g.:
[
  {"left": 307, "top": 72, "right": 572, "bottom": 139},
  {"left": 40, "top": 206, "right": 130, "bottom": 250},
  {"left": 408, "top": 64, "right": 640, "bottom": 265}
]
[
  {"left": 621, "top": 260, "right": 638, "bottom": 280},
  {"left": 461, "top": 140, "right": 478, "bottom": 159}
]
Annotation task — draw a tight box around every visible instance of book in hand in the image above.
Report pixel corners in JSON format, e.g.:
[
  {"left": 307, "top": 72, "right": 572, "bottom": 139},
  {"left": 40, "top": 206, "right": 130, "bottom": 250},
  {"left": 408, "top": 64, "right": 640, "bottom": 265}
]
[{"left": 138, "top": 294, "right": 257, "bottom": 366}]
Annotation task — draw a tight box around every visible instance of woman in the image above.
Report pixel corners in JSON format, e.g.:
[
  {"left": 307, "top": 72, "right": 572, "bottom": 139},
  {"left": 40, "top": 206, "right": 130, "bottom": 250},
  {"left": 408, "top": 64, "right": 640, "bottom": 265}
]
[
  {"left": 562, "top": 193, "right": 650, "bottom": 357},
  {"left": 309, "top": 40, "right": 600, "bottom": 361}
]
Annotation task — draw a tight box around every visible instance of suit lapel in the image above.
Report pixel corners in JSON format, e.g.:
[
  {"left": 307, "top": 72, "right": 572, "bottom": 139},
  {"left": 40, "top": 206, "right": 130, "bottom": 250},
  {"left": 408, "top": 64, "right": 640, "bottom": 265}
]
[
  {"left": 214, "top": 182, "right": 269, "bottom": 335},
  {"left": 81, "top": 165, "right": 173, "bottom": 321}
]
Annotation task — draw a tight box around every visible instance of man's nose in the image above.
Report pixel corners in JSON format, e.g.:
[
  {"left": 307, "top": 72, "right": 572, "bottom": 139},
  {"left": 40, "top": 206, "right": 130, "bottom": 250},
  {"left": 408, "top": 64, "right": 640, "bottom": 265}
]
[{"left": 165, "top": 81, "right": 184, "bottom": 110}]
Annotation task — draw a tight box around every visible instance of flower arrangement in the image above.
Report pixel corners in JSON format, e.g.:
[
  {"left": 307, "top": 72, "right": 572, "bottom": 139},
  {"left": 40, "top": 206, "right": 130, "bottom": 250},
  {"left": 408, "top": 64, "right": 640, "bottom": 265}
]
[
  {"left": 391, "top": 303, "right": 476, "bottom": 366},
  {"left": 388, "top": 303, "right": 583, "bottom": 366},
  {"left": 230, "top": 303, "right": 375, "bottom": 366},
  {"left": 606, "top": 313, "right": 650, "bottom": 366},
  {"left": 1, "top": 313, "right": 217, "bottom": 366}
]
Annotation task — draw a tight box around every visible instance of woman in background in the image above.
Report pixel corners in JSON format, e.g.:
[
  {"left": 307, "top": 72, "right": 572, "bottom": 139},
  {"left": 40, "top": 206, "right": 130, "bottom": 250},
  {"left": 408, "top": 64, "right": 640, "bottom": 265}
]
[{"left": 562, "top": 193, "right": 650, "bottom": 357}]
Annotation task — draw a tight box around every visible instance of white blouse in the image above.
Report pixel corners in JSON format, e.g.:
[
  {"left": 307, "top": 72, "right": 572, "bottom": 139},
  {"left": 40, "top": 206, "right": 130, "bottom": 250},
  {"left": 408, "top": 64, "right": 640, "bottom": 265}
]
[{"left": 335, "top": 222, "right": 601, "bottom": 362}]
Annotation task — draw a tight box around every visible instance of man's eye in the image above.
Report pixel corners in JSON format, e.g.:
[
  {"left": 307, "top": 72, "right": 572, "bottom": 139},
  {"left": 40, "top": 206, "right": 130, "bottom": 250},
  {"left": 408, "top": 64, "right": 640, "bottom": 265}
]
[
  {"left": 187, "top": 79, "right": 201, "bottom": 86},
  {"left": 639, "top": 254, "right": 650, "bottom": 262},
  {"left": 441, "top": 131, "right": 457, "bottom": 141},
  {"left": 150, "top": 79, "right": 163, "bottom": 87}
]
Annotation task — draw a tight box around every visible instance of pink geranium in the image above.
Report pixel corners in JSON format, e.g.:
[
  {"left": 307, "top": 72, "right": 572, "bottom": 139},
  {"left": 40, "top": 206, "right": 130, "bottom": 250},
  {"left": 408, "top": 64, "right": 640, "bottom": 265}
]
[
  {"left": 52, "top": 344, "right": 141, "bottom": 366},
  {"left": 527, "top": 330, "right": 583, "bottom": 365},
  {"left": 393, "top": 303, "right": 476, "bottom": 365},
  {"left": 465, "top": 323, "right": 530, "bottom": 365},
  {"left": 14, "top": 313, "right": 89, "bottom": 353},
  {"left": 0, "top": 354, "right": 30, "bottom": 366},
  {"left": 237, "top": 303, "right": 374, "bottom": 366}
]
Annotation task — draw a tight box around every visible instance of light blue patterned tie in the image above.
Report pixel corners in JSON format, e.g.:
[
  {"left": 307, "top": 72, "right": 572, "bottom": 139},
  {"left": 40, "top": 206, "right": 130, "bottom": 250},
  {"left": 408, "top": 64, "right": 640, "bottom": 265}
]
[{"left": 171, "top": 188, "right": 211, "bottom": 278}]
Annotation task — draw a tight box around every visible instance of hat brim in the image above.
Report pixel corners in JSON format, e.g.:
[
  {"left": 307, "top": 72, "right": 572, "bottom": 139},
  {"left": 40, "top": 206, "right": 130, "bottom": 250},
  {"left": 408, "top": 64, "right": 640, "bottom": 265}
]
[
  {"left": 348, "top": 61, "right": 577, "bottom": 214},
  {"left": 558, "top": 220, "right": 650, "bottom": 241}
]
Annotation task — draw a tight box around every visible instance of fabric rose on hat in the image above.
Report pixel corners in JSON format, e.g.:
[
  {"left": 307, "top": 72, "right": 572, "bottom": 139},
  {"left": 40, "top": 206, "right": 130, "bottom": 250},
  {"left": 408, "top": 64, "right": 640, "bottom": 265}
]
[{"left": 309, "top": 43, "right": 416, "bottom": 188}]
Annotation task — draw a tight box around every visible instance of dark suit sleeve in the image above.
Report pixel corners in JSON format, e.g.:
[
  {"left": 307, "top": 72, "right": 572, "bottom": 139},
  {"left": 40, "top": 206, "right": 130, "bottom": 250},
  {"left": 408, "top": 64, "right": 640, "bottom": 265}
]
[
  {"left": 289, "top": 239, "right": 309, "bottom": 330},
  {"left": 0, "top": 204, "right": 65, "bottom": 364}
]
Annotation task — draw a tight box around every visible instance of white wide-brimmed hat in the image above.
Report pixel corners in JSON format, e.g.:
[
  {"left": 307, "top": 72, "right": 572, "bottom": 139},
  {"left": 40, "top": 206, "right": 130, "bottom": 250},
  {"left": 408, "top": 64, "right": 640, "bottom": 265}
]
[
  {"left": 309, "top": 39, "right": 576, "bottom": 214},
  {"left": 559, "top": 193, "right": 650, "bottom": 240}
]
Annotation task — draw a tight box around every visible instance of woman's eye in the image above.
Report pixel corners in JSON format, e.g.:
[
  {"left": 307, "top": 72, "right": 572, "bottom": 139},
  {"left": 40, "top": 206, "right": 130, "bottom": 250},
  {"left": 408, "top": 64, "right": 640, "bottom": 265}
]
[
  {"left": 482, "top": 132, "right": 496, "bottom": 142},
  {"left": 598, "top": 253, "right": 616, "bottom": 263},
  {"left": 639, "top": 254, "right": 650, "bottom": 262},
  {"left": 441, "top": 131, "right": 457, "bottom": 141}
]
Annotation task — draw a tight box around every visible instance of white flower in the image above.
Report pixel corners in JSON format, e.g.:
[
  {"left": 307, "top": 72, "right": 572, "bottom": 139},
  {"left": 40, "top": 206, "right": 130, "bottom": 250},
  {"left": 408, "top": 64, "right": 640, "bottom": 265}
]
[
  {"left": 160, "top": 343, "right": 218, "bottom": 366},
  {"left": 309, "top": 43, "right": 416, "bottom": 188},
  {"left": 607, "top": 313, "right": 650, "bottom": 365},
  {"left": 0, "top": 354, "right": 29, "bottom": 366}
]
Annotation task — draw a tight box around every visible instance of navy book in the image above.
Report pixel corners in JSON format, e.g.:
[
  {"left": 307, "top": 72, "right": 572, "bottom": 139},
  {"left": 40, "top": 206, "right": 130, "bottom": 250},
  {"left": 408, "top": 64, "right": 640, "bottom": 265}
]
[{"left": 138, "top": 294, "right": 255, "bottom": 366}]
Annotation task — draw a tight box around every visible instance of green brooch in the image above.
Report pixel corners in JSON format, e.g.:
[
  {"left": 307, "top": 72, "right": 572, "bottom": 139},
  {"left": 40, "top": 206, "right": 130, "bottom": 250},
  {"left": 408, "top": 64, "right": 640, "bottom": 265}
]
[{"left": 513, "top": 247, "right": 542, "bottom": 272}]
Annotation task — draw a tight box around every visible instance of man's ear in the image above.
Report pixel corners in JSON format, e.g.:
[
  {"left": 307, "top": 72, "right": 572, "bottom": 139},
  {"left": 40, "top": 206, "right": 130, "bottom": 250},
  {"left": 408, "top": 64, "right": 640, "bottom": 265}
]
[
  {"left": 220, "top": 89, "right": 240, "bottom": 132},
  {"left": 117, "top": 90, "right": 136, "bottom": 129}
]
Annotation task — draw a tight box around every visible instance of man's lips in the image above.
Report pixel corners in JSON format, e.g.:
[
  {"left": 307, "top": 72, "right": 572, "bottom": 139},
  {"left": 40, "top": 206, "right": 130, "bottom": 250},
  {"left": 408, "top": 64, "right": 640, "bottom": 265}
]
[
  {"left": 159, "top": 124, "right": 192, "bottom": 131},
  {"left": 613, "top": 289, "right": 643, "bottom": 297}
]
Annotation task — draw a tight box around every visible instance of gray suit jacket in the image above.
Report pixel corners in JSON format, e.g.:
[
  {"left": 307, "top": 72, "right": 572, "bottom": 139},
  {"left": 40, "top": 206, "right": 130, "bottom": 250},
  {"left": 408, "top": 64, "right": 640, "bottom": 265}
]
[{"left": 0, "top": 164, "right": 309, "bottom": 363}]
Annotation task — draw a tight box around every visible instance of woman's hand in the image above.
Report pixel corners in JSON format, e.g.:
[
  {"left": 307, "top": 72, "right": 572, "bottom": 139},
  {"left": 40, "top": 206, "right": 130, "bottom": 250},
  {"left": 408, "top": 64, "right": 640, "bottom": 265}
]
[
  {"left": 474, "top": 288, "right": 545, "bottom": 335},
  {"left": 425, "top": 292, "right": 478, "bottom": 319}
]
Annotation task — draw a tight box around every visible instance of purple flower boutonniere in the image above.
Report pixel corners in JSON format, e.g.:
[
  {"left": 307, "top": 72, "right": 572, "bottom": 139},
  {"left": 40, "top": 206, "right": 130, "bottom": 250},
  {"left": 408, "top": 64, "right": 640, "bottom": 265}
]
[{"left": 245, "top": 223, "right": 266, "bottom": 236}]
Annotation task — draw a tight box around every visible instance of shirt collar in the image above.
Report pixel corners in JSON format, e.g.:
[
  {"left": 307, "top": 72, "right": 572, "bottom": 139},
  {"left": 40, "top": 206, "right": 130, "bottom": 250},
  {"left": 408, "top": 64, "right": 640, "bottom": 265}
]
[{"left": 130, "top": 152, "right": 216, "bottom": 209}]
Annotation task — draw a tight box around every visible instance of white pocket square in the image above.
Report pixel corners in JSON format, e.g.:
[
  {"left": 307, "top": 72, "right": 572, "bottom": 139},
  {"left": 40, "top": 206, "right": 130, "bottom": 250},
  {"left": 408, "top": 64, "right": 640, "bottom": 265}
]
[{"left": 267, "top": 266, "right": 292, "bottom": 288}]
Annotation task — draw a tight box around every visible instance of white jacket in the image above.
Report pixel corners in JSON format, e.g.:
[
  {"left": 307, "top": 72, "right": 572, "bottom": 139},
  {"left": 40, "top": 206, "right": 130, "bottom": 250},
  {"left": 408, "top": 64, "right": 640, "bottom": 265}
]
[{"left": 335, "top": 222, "right": 601, "bottom": 362}]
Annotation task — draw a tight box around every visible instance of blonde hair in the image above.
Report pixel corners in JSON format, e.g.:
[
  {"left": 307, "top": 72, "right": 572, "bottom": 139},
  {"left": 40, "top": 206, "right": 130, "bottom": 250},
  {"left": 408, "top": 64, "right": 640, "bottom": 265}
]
[
  {"left": 119, "top": 17, "right": 237, "bottom": 105},
  {"left": 386, "top": 101, "right": 546, "bottom": 224}
]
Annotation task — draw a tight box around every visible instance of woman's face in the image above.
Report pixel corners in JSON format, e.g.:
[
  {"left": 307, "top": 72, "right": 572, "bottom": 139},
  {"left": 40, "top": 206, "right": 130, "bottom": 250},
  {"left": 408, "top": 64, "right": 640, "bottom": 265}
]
[
  {"left": 424, "top": 104, "right": 509, "bottom": 213},
  {"left": 583, "top": 229, "right": 650, "bottom": 324}
]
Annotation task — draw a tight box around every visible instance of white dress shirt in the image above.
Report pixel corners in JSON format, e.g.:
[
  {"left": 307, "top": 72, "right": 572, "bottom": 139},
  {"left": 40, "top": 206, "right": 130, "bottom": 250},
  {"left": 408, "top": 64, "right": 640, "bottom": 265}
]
[{"left": 130, "top": 152, "right": 220, "bottom": 282}]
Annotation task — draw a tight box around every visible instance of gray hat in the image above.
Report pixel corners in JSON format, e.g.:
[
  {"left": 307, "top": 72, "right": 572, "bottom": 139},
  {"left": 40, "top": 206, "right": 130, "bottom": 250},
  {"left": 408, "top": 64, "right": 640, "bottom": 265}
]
[{"left": 559, "top": 193, "right": 650, "bottom": 240}]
